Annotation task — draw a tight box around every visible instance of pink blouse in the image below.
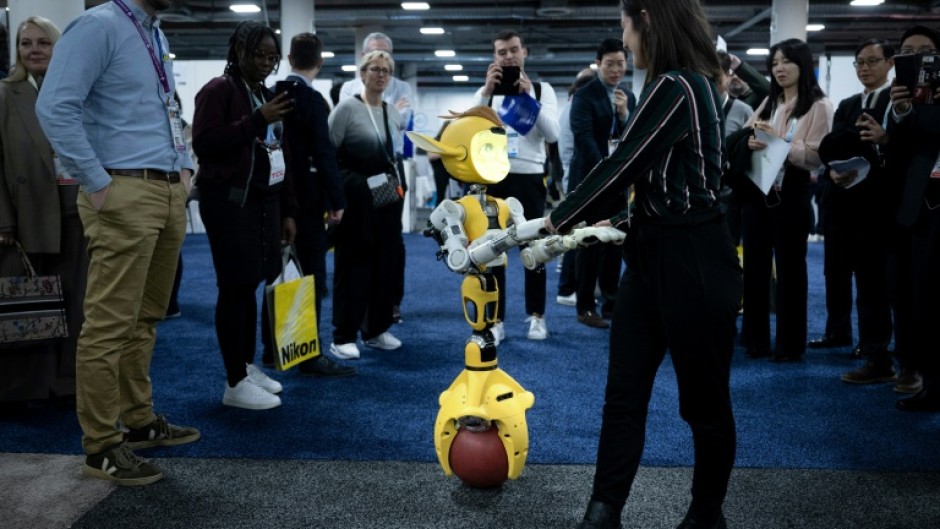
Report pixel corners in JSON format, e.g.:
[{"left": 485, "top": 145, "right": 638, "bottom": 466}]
[{"left": 747, "top": 96, "right": 834, "bottom": 173}]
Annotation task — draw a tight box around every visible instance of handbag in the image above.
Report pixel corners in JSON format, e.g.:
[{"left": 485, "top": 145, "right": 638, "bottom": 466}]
[
  {"left": 265, "top": 245, "right": 320, "bottom": 371},
  {"left": 367, "top": 169, "right": 404, "bottom": 209},
  {"left": 0, "top": 241, "right": 68, "bottom": 345},
  {"left": 359, "top": 94, "right": 404, "bottom": 209}
]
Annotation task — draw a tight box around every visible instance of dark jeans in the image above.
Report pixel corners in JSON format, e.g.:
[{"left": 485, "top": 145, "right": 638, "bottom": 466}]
[
  {"left": 199, "top": 184, "right": 282, "bottom": 387},
  {"left": 486, "top": 172, "right": 547, "bottom": 317},
  {"left": 910, "top": 206, "right": 940, "bottom": 388},
  {"left": 575, "top": 242, "right": 621, "bottom": 315},
  {"left": 294, "top": 210, "right": 329, "bottom": 330},
  {"left": 591, "top": 217, "right": 741, "bottom": 517}
]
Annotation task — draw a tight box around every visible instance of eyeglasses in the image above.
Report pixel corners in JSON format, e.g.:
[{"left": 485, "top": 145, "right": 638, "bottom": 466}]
[
  {"left": 852, "top": 57, "right": 885, "bottom": 69},
  {"left": 252, "top": 50, "right": 281, "bottom": 64},
  {"left": 364, "top": 66, "right": 392, "bottom": 76},
  {"left": 897, "top": 47, "right": 938, "bottom": 56}
]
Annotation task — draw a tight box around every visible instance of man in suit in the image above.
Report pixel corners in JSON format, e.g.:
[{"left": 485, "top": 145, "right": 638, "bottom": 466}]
[
  {"left": 887, "top": 26, "right": 940, "bottom": 412},
  {"left": 272, "top": 32, "right": 354, "bottom": 378},
  {"left": 567, "top": 38, "right": 635, "bottom": 328},
  {"left": 815, "top": 39, "right": 896, "bottom": 386}
]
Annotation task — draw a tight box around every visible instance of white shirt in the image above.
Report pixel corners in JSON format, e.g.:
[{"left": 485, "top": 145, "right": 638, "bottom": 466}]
[{"left": 474, "top": 81, "right": 559, "bottom": 175}]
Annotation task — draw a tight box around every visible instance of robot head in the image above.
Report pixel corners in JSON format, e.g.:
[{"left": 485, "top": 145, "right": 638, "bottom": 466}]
[{"left": 407, "top": 106, "right": 510, "bottom": 185}]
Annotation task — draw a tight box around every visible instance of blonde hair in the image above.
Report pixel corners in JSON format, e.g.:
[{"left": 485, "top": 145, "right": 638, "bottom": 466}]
[
  {"left": 359, "top": 50, "right": 394, "bottom": 74},
  {"left": 5, "top": 16, "right": 61, "bottom": 83}
]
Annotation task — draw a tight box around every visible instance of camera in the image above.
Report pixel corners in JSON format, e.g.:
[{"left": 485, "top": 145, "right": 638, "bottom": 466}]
[{"left": 493, "top": 66, "right": 521, "bottom": 96}]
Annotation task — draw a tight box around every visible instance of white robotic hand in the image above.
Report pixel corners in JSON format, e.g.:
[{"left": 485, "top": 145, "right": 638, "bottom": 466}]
[
  {"left": 571, "top": 226, "right": 627, "bottom": 246},
  {"left": 520, "top": 226, "right": 626, "bottom": 270}
]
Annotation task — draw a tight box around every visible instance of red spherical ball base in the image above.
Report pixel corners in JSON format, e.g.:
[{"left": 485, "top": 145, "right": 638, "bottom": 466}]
[{"left": 449, "top": 426, "right": 509, "bottom": 489}]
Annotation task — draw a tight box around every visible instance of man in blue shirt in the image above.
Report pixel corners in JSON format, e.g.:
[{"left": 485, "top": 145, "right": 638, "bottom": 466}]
[{"left": 37, "top": 0, "right": 200, "bottom": 486}]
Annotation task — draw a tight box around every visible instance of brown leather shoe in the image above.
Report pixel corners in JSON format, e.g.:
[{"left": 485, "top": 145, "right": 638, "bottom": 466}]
[
  {"left": 578, "top": 311, "right": 610, "bottom": 329},
  {"left": 841, "top": 361, "right": 896, "bottom": 384}
]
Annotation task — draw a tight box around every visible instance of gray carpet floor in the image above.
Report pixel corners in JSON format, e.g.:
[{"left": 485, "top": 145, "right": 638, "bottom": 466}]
[{"left": 3, "top": 453, "right": 939, "bottom": 529}]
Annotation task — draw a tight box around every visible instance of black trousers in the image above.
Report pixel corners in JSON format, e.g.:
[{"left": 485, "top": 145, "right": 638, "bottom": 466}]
[
  {"left": 886, "top": 224, "right": 915, "bottom": 369},
  {"left": 591, "top": 217, "right": 741, "bottom": 517},
  {"left": 294, "top": 208, "right": 328, "bottom": 330},
  {"left": 332, "top": 178, "right": 398, "bottom": 344},
  {"left": 820, "top": 196, "right": 892, "bottom": 351},
  {"left": 910, "top": 206, "right": 940, "bottom": 388},
  {"left": 486, "top": 172, "right": 547, "bottom": 318},
  {"left": 575, "top": 242, "right": 621, "bottom": 315},
  {"left": 199, "top": 184, "right": 282, "bottom": 387},
  {"left": 740, "top": 184, "right": 813, "bottom": 356}
]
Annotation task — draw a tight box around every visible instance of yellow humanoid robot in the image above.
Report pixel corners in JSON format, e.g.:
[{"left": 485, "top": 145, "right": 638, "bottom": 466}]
[{"left": 408, "top": 107, "right": 626, "bottom": 486}]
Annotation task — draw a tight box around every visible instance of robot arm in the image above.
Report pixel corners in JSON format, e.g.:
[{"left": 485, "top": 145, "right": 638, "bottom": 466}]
[
  {"left": 428, "top": 199, "right": 472, "bottom": 273},
  {"left": 467, "top": 217, "right": 548, "bottom": 266},
  {"left": 520, "top": 226, "right": 627, "bottom": 270}
]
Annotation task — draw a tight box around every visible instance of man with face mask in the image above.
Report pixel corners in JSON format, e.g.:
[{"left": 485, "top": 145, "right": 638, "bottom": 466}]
[{"left": 37, "top": 0, "right": 200, "bottom": 486}]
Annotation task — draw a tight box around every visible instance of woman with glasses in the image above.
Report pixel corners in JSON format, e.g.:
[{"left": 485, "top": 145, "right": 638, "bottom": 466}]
[
  {"left": 326, "top": 50, "right": 403, "bottom": 360},
  {"left": 192, "top": 21, "right": 295, "bottom": 410},
  {"left": 735, "top": 38, "right": 833, "bottom": 362},
  {"left": 886, "top": 26, "right": 940, "bottom": 412}
]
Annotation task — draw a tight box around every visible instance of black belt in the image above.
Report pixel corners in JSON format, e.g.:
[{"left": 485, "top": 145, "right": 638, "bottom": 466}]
[{"left": 105, "top": 168, "right": 181, "bottom": 183}]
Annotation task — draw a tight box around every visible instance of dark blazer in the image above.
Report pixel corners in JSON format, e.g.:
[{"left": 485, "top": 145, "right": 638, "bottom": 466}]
[
  {"left": 887, "top": 103, "right": 940, "bottom": 227},
  {"left": 568, "top": 78, "right": 636, "bottom": 188},
  {"left": 818, "top": 89, "right": 892, "bottom": 220},
  {"left": 567, "top": 78, "right": 636, "bottom": 221},
  {"left": 0, "top": 80, "right": 60, "bottom": 254},
  {"left": 280, "top": 74, "right": 346, "bottom": 214}
]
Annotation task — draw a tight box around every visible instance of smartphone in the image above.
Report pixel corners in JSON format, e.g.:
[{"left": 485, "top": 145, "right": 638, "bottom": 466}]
[
  {"left": 493, "top": 66, "right": 521, "bottom": 96},
  {"left": 274, "top": 80, "right": 300, "bottom": 98}
]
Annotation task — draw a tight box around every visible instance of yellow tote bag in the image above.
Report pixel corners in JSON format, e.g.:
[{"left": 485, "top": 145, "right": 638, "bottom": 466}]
[{"left": 265, "top": 245, "right": 319, "bottom": 371}]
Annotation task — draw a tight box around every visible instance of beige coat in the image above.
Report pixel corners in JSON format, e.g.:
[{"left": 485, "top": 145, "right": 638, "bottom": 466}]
[{"left": 0, "top": 79, "right": 60, "bottom": 254}]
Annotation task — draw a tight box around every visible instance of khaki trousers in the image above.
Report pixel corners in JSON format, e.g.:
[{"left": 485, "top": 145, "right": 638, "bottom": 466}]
[{"left": 76, "top": 175, "right": 187, "bottom": 455}]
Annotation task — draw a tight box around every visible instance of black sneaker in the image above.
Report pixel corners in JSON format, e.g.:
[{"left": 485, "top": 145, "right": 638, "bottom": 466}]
[
  {"left": 125, "top": 414, "right": 201, "bottom": 450},
  {"left": 83, "top": 443, "right": 163, "bottom": 486}
]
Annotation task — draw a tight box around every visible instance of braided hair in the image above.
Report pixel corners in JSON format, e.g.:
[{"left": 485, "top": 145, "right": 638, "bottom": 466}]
[{"left": 223, "top": 21, "right": 280, "bottom": 77}]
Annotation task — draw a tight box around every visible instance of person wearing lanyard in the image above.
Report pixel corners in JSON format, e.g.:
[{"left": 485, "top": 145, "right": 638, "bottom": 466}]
[
  {"left": 738, "top": 38, "right": 833, "bottom": 363},
  {"left": 36, "top": 0, "right": 199, "bottom": 486},
  {"left": 815, "top": 39, "right": 898, "bottom": 387},
  {"left": 192, "top": 21, "right": 297, "bottom": 411},
  {"left": 567, "top": 38, "right": 636, "bottom": 330},
  {"left": 327, "top": 49, "right": 403, "bottom": 360}
]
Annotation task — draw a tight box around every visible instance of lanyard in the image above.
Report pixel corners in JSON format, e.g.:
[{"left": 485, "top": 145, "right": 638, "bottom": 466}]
[
  {"left": 113, "top": 0, "right": 170, "bottom": 95},
  {"left": 244, "top": 81, "right": 281, "bottom": 147},
  {"left": 360, "top": 95, "right": 394, "bottom": 163}
]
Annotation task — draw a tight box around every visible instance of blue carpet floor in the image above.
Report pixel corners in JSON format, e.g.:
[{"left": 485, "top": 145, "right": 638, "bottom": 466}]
[{"left": 1, "top": 232, "right": 937, "bottom": 472}]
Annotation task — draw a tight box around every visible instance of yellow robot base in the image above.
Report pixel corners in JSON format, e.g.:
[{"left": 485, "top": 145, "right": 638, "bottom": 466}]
[{"left": 434, "top": 340, "right": 535, "bottom": 481}]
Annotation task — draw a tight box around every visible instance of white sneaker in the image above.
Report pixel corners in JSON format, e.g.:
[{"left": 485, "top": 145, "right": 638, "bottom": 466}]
[
  {"left": 526, "top": 315, "right": 548, "bottom": 340},
  {"left": 246, "top": 363, "right": 282, "bottom": 394},
  {"left": 223, "top": 378, "right": 282, "bottom": 410},
  {"left": 331, "top": 342, "right": 361, "bottom": 360},
  {"left": 491, "top": 321, "right": 505, "bottom": 346},
  {"left": 363, "top": 331, "right": 402, "bottom": 350},
  {"left": 556, "top": 293, "right": 577, "bottom": 306}
]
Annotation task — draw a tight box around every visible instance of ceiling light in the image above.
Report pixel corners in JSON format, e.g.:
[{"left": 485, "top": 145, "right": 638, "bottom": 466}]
[
  {"left": 746, "top": 48, "right": 770, "bottom": 56},
  {"left": 434, "top": 50, "right": 456, "bottom": 57},
  {"left": 402, "top": 2, "right": 430, "bottom": 9},
  {"left": 589, "top": 63, "right": 598, "bottom": 70},
  {"left": 850, "top": 0, "right": 884, "bottom": 6},
  {"left": 806, "top": 24, "right": 825, "bottom": 32},
  {"left": 453, "top": 75, "right": 469, "bottom": 82},
  {"left": 321, "top": 52, "right": 335, "bottom": 59},
  {"left": 229, "top": 4, "right": 261, "bottom": 13},
  {"left": 444, "top": 64, "right": 463, "bottom": 71},
  {"left": 341, "top": 65, "right": 357, "bottom": 72},
  {"left": 274, "top": 29, "right": 281, "bottom": 35},
  {"left": 420, "top": 27, "right": 445, "bottom": 35}
]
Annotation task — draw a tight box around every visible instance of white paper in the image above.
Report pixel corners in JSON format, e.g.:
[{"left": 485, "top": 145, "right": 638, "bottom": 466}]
[
  {"left": 747, "top": 129, "right": 790, "bottom": 195},
  {"left": 828, "top": 157, "right": 871, "bottom": 189}
]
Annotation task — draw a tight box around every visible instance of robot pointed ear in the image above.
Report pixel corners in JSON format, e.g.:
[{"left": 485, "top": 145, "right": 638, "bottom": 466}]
[{"left": 406, "top": 131, "right": 464, "bottom": 158}]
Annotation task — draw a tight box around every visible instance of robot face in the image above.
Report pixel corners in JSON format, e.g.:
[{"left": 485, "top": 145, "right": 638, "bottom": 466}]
[{"left": 470, "top": 127, "right": 510, "bottom": 184}]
